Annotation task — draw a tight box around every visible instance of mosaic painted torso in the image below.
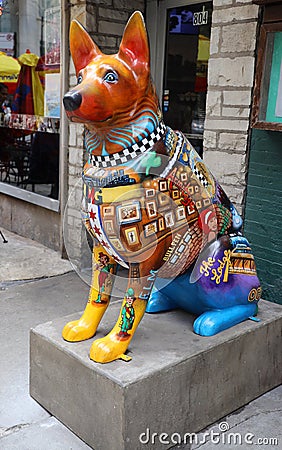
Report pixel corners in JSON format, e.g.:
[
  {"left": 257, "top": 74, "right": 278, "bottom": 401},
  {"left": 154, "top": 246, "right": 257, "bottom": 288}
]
[{"left": 82, "top": 127, "right": 255, "bottom": 283}]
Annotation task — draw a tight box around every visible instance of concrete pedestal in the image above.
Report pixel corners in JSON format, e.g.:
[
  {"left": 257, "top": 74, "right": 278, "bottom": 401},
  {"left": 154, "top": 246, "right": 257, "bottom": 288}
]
[{"left": 30, "top": 300, "right": 282, "bottom": 450}]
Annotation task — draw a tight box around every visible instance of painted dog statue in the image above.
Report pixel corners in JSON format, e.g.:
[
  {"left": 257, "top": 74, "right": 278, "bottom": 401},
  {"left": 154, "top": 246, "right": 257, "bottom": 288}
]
[{"left": 63, "top": 12, "right": 261, "bottom": 363}]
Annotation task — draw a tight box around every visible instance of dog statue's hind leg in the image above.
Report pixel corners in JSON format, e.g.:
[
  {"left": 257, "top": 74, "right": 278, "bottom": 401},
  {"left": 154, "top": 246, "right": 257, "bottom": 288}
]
[
  {"left": 147, "top": 236, "right": 261, "bottom": 337},
  {"left": 62, "top": 242, "right": 117, "bottom": 342}
]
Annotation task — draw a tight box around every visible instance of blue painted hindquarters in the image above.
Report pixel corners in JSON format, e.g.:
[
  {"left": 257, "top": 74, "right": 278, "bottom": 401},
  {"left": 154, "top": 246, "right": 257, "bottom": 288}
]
[{"left": 146, "top": 237, "right": 260, "bottom": 336}]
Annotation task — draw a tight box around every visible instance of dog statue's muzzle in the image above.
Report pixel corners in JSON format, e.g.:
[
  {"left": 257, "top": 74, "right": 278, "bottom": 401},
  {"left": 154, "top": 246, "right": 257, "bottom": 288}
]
[{"left": 63, "top": 91, "right": 82, "bottom": 111}]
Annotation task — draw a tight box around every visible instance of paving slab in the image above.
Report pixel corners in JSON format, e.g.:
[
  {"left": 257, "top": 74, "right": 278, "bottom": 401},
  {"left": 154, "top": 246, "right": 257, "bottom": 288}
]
[
  {"left": 0, "top": 228, "right": 72, "bottom": 284},
  {"left": 30, "top": 300, "right": 282, "bottom": 450},
  {"left": 0, "top": 272, "right": 89, "bottom": 430},
  {"left": 190, "top": 385, "right": 282, "bottom": 450},
  {"left": 0, "top": 416, "right": 91, "bottom": 450}
]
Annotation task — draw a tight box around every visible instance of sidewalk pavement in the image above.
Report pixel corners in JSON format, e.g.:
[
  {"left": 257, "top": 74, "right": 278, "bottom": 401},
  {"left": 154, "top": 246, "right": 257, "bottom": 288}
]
[{"left": 0, "top": 228, "right": 281, "bottom": 449}]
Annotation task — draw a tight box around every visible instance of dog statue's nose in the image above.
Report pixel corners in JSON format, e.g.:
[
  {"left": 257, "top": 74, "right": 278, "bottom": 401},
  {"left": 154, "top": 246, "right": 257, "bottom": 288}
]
[{"left": 63, "top": 92, "right": 82, "bottom": 111}]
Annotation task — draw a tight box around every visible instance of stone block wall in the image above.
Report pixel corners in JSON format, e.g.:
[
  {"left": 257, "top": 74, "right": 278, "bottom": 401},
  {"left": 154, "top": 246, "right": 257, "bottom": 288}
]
[
  {"left": 65, "top": 0, "right": 145, "bottom": 268},
  {"left": 203, "top": 0, "right": 259, "bottom": 215}
]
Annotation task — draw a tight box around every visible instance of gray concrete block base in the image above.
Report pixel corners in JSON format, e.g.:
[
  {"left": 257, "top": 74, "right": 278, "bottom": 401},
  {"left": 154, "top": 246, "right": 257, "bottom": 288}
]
[{"left": 30, "top": 300, "right": 282, "bottom": 450}]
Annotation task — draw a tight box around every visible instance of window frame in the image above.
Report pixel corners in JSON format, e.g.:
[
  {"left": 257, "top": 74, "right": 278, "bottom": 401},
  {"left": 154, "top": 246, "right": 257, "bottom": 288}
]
[{"left": 251, "top": 22, "right": 282, "bottom": 131}]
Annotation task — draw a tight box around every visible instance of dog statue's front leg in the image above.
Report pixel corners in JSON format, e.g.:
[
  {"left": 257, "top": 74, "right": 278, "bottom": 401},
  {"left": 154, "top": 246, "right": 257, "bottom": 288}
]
[
  {"left": 90, "top": 265, "right": 158, "bottom": 363},
  {"left": 62, "top": 242, "right": 117, "bottom": 342}
]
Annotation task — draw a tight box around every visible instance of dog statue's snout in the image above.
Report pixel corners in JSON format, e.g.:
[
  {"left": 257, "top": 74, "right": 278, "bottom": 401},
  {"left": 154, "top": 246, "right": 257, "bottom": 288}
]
[{"left": 63, "top": 91, "right": 82, "bottom": 111}]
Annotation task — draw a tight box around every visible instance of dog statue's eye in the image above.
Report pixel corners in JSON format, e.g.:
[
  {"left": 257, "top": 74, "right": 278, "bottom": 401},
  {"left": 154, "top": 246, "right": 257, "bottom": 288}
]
[
  {"left": 103, "top": 71, "right": 118, "bottom": 83},
  {"left": 77, "top": 75, "right": 83, "bottom": 84}
]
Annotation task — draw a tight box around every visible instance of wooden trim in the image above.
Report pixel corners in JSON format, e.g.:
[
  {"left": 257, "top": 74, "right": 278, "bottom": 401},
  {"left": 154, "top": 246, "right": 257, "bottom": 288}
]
[
  {"left": 253, "top": 1, "right": 282, "bottom": 5},
  {"left": 252, "top": 121, "right": 282, "bottom": 131},
  {"left": 251, "top": 26, "right": 267, "bottom": 128},
  {"left": 261, "top": 22, "right": 282, "bottom": 32},
  {"left": 264, "top": 4, "right": 282, "bottom": 23}
]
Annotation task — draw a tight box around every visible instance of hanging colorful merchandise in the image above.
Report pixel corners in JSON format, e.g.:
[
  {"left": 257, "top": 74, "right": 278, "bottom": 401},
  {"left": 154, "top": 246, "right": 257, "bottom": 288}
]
[
  {"left": 35, "top": 45, "right": 60, "bottom": 74},
  {"left": 0, "top": 51, "right": 20, "bottom": 94},
  {"left": 12, "top": 50, "right": 44, "bottom": 116},
  {"left": 35, "top": 45, "right": 61, "bottom": 118}
]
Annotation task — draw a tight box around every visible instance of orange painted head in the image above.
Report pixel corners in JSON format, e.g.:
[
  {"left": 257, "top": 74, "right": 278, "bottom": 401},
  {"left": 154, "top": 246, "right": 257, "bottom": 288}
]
[{"left": 63, "top": 11, "right": 155, "bottom": 128}]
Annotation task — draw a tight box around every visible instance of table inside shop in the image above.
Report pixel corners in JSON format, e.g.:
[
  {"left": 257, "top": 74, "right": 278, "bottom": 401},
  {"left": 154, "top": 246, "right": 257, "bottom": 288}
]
[{"left": 0, "top": 119, "right": 59, "bottom": 198}]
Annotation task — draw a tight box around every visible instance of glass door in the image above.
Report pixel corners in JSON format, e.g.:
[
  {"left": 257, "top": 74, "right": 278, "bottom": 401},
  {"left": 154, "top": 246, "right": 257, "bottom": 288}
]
[{"left": 148, "top": 1, "right": 213, "bottom": 157}]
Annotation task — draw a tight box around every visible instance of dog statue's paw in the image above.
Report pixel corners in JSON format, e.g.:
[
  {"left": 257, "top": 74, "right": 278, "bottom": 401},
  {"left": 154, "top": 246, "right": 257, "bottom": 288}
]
[
  {"left": 62, "top": 301, "right": 110, "bottom": 342},
  {"left": 89, "top": 334, "right": 132, "bottom": 363},
  {"left": 193, "top": 312, "right": 220, "bottom": 336},
  {"left": 62, "top": 319, "right": 97, "bottom": 342},
  {"left": 193, "top": 304, "right": 258, "bottom": 336}
]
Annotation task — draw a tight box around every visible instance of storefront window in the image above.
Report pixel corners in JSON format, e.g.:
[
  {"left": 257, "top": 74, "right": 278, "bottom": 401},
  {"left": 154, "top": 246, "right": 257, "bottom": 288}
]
[
  {"left": 0, "top": 0, "right": 61, "bottom": 200},
  {"left": 163, "top": 2, "right": 212, "bottom": 157}
]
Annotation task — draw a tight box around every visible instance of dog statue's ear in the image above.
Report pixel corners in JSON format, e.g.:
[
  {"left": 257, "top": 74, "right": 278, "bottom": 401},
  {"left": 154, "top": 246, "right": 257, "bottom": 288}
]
[
  {"left": 118, "top": 11, "right": 150, "bottom": 74},
  {"left": 70, "top": 20, "right": 102, "bottom": 74}
]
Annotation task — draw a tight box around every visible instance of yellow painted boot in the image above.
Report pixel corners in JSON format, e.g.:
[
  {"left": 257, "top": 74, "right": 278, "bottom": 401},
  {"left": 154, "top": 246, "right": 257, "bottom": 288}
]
[
  {"left": 90, "top": 285, "right": 147, "bottom": 363},
  {"left": 62, "top": 245, "right": 116, "bottom": 342}
]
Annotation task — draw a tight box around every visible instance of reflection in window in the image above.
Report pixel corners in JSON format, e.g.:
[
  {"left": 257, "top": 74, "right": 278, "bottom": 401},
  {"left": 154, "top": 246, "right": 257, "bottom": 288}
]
[
  {"left": 163, "top": 2, "right": 212, "bottom": 157},
  {"left": 0, "top": 0, "right": 60, "bottom": 200}
]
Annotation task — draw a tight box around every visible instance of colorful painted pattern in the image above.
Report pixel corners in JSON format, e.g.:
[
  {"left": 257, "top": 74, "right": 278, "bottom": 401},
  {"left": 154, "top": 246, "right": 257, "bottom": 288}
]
[{"left": 62, "top": 11, "right": 261, "bottom": 364}]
